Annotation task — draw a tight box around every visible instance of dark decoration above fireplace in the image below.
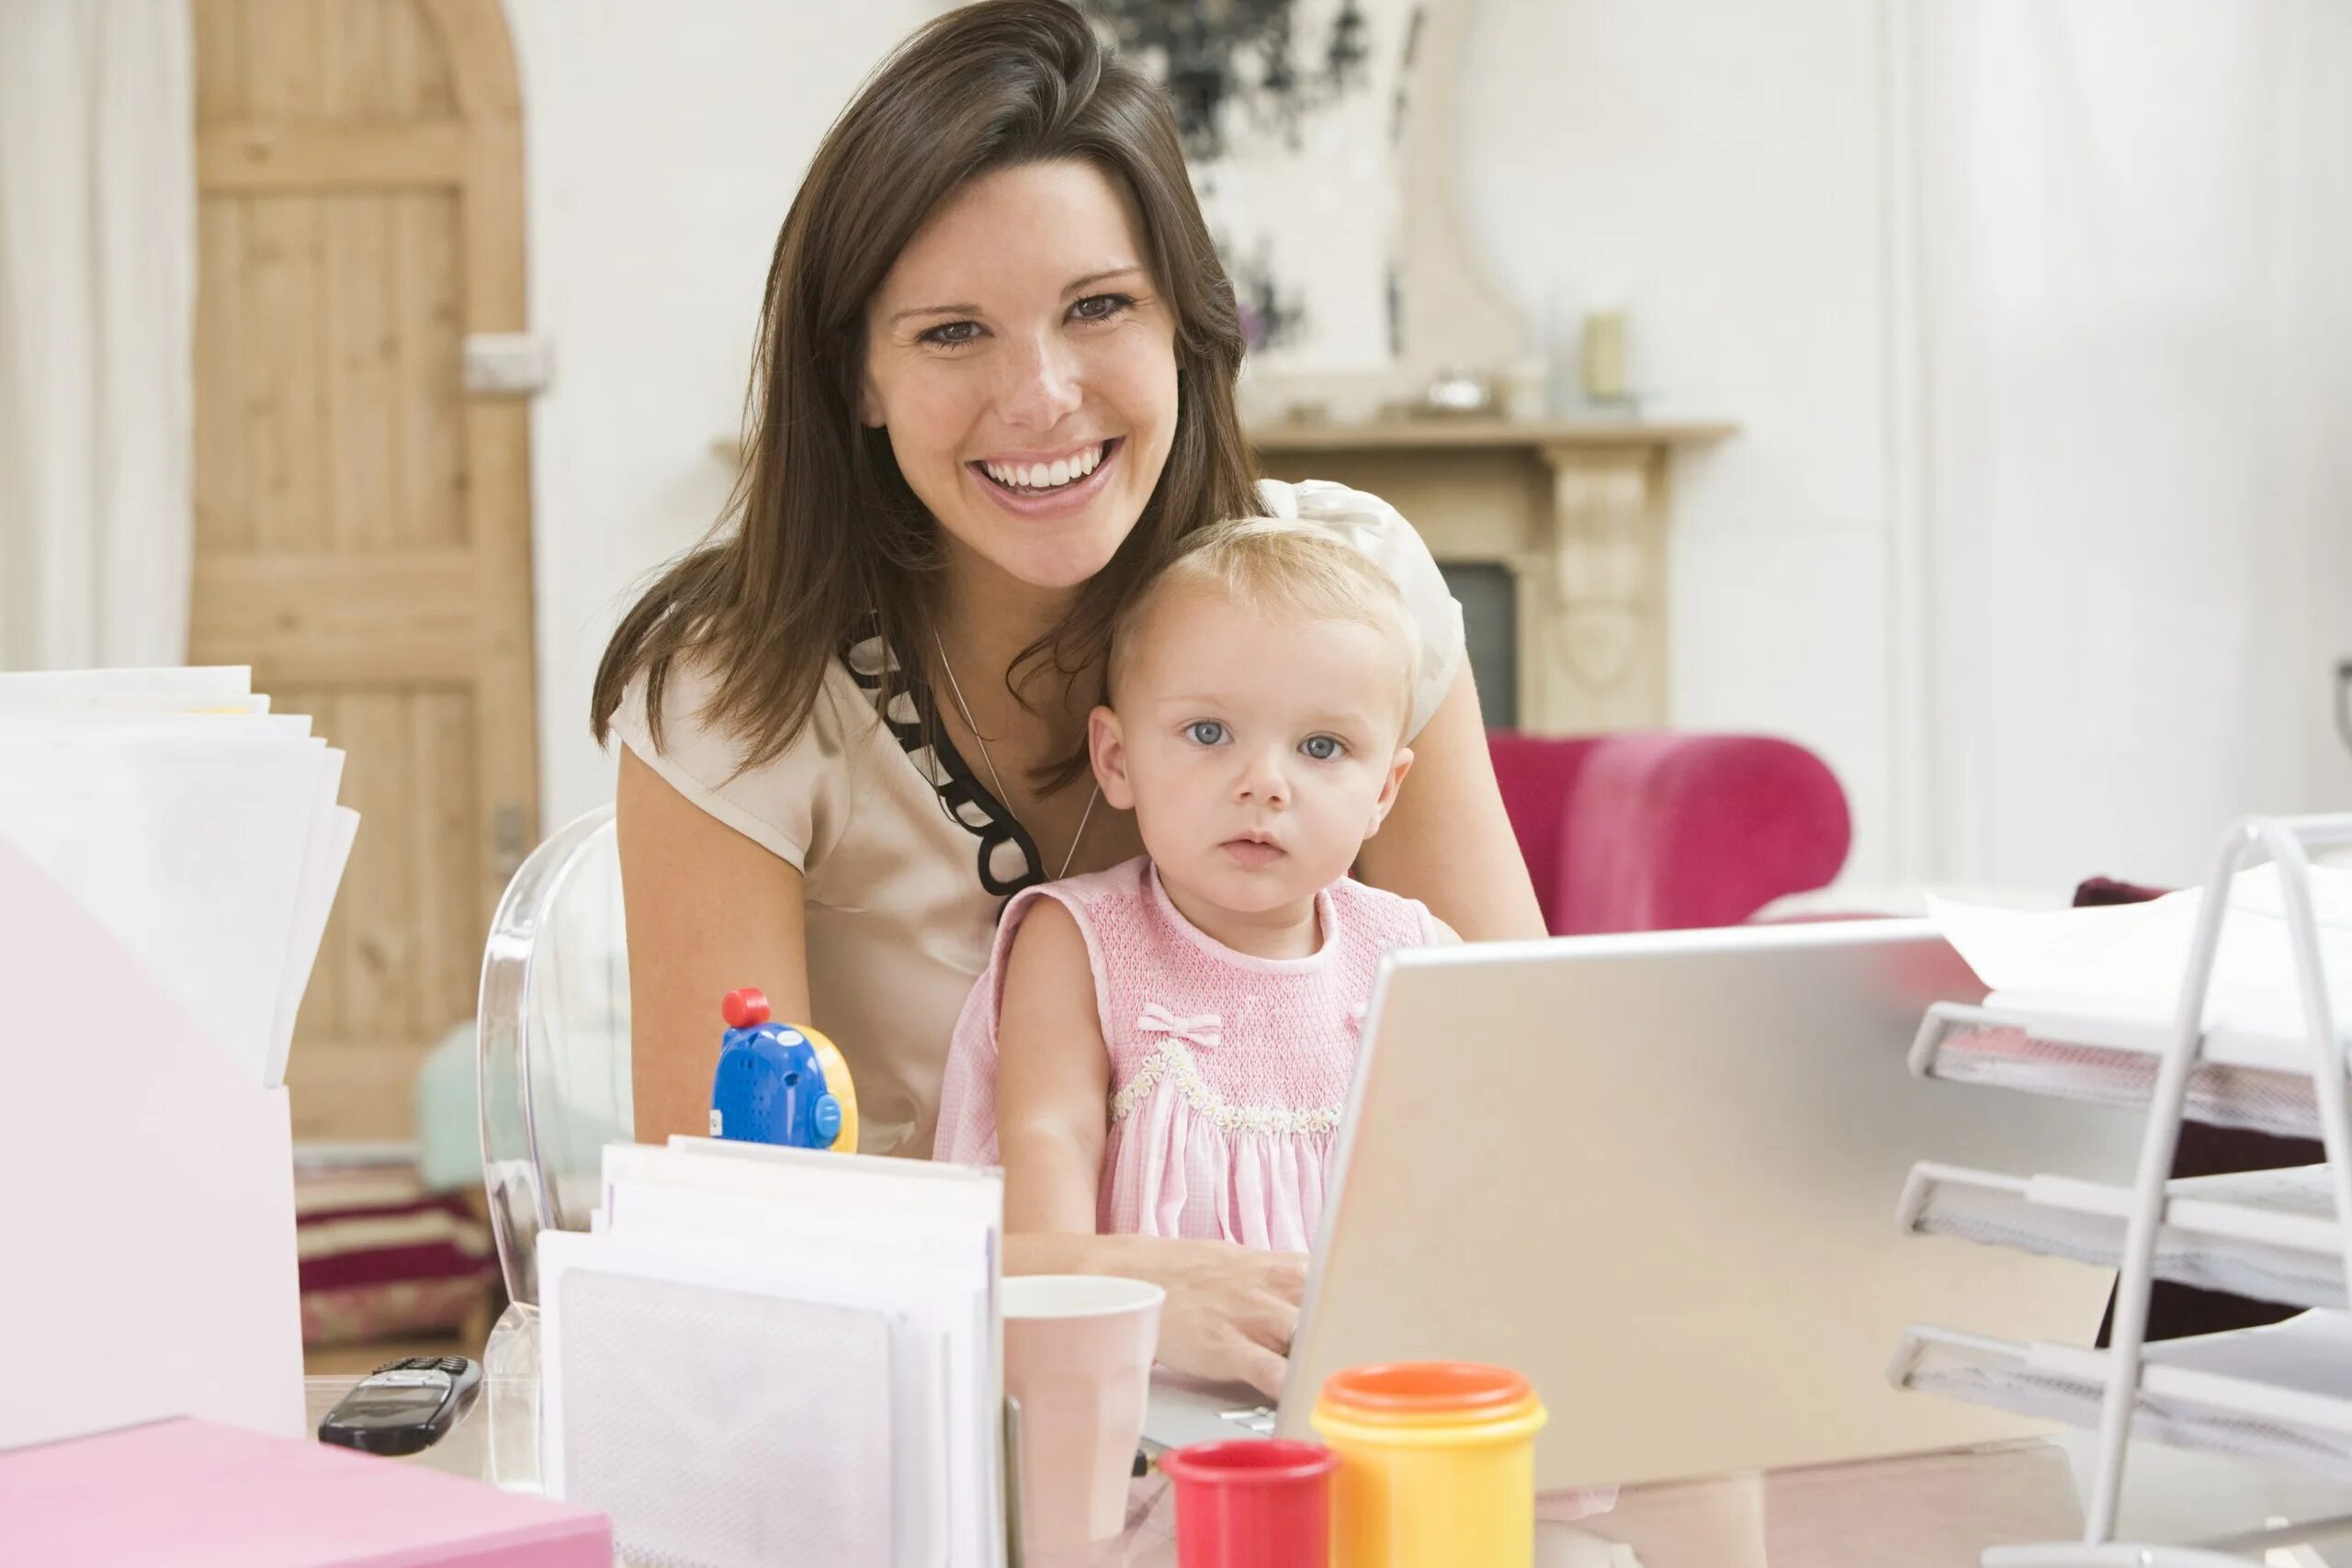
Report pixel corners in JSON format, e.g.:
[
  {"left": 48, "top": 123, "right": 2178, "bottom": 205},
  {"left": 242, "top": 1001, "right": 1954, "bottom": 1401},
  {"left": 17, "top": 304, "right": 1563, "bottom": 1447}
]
[{"left": 1084, "top": 0, "right": 1379, "bottom": 162}]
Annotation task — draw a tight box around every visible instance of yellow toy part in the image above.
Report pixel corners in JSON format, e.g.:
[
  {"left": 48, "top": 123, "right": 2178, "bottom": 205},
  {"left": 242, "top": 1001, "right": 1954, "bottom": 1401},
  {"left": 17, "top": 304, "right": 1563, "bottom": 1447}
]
[{"left": 799, "top": 1023, "right": 859, "bottom": 1154}]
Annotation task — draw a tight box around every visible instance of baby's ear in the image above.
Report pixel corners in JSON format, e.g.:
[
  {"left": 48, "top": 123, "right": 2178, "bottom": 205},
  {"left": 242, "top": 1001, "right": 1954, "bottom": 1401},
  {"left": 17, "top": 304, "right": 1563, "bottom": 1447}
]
[
  {"left": 1089, "top": 705, "right": 1136, "bottom": 811},
  {"left": 1363, "top": 745, "right": 1414, "bottom": 839}
]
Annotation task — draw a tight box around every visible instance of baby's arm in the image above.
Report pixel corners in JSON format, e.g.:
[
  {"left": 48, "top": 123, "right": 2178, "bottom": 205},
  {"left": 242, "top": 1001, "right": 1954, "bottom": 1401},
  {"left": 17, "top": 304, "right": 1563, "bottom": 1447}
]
[{"left": 994, "top": 898, "right": 1112, "bottom": 1234}]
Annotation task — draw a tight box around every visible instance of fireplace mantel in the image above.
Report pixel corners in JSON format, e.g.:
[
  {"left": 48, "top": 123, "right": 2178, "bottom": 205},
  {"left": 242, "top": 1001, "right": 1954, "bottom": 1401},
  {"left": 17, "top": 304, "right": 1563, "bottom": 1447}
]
[
  {"left": 1250, "top": 416, "right": 1736, "bottom": 456},
  {"left": 1250, "top": 416, "right": 1736, "bottom": 733}
]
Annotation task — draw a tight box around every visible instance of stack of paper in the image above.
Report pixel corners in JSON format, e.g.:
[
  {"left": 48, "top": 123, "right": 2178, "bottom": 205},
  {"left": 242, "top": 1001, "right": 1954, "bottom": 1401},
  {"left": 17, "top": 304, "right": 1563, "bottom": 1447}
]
[
  {"left": 1929, "top": 863, "right": 2352, "bottom": 1066},
  {"left": 0, "top": 666, "right": 357, "bottom": 1088},
  {"left": 540, "top": 1136, "right": 1004, "bottom": 1568},
  {"left": 0, "top": 667, "right": 358, "bottom": 1450}
]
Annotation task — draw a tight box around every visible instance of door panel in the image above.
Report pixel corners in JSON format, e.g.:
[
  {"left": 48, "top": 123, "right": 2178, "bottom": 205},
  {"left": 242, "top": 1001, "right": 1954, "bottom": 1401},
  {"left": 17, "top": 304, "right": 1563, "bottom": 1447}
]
[{"left": 190, "top": 0, "right": 536, "bottom": 1141}]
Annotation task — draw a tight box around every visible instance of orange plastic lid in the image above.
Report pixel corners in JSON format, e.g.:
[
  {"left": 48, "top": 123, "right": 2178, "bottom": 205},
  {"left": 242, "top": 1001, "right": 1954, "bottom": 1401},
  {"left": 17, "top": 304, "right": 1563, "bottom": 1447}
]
[{"left": 1319, "top": 1362, "right": 1533, "bottom": 1418}]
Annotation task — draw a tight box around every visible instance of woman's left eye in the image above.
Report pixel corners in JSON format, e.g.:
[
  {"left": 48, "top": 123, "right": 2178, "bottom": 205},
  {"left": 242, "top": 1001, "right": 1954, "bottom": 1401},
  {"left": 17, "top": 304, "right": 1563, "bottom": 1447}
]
[
  {"left": 1301, "top": 736, "right": 1344, "bottom": 761},
  {"left": 1070, "top": 293, "right": 1134, "bottom": 323}
]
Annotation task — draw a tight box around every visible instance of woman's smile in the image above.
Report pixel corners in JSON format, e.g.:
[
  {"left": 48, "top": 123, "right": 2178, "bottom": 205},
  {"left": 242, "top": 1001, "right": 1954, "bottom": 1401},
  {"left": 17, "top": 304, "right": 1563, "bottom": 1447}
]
[{"left": 967, "top": 435, "right": 1124, "bottom": 516}]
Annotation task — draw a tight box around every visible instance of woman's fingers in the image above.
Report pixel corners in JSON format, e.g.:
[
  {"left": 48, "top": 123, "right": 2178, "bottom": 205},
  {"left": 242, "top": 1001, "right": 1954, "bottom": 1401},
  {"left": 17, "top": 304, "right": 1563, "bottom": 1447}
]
[
  {"left": 1234, "top": 1291, "right": 1299, "bottom": 1353},
  {"left": 1223, "top": 1335, "right": 1289, "bottom": 1401}
]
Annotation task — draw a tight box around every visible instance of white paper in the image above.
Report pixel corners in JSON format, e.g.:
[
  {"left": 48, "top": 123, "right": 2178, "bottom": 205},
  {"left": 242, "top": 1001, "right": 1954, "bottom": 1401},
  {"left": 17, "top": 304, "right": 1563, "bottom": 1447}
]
[
  {"left": 0, "top": 691, "right": 270, "bottom": 715},
  {"left": 580, "top": 1141, "right": 1005, "bottom": 1567},
  {"left": 1929, "top": 865, "right": 2352, "bottom": 1059},
  {"left": 0, "top": 666, "right": 251, "bottom": 699},
  {"left": 541, "top": 1227, "right": 907, "bottom": 1566},
  {"left": 0, "top": 671, "right": 356, "bottom": 1088},
  {"left": 268, "top": 798, "right": 358, "bottom": 1086},
  {"left": 0, "top": 711, "right": 313, "bottom": 739}
]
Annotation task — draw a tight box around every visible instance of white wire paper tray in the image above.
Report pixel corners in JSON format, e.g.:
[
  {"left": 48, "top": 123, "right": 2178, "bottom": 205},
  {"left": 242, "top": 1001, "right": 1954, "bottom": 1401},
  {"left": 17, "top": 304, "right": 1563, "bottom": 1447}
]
[
  {"left": 1891, "top": 1314, "right": 2352, "bottom": 1483},
  {"left": 1902, "top": 1161, "right": 2344, "bottom": 1311},
  {"left": 1910, "top": 1001, "right": 2340, "bottom": 1141}
]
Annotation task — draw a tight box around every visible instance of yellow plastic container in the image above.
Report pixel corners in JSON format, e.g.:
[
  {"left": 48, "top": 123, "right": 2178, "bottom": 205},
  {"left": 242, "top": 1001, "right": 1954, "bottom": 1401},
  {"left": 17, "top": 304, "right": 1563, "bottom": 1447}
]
[{"left": 1309, "top": 1363, "right": 1547, "bottom": 1568}]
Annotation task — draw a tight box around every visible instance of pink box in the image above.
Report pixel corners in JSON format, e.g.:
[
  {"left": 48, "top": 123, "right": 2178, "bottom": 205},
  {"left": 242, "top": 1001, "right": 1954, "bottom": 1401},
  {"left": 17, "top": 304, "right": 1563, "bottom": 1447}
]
[{"left": 0, "top": 1417, "right": 612, "bottom": 1567}]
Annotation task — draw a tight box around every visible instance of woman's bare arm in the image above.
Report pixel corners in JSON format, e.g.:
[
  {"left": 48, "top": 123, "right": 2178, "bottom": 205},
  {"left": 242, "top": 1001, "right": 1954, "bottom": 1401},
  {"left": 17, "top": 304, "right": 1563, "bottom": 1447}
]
[
  {"left": 616, "top": 745, "right": 811, "bottom": 1143},
  {"left": 1357, "top": 663, "right": 1545, "bottom": 942}
]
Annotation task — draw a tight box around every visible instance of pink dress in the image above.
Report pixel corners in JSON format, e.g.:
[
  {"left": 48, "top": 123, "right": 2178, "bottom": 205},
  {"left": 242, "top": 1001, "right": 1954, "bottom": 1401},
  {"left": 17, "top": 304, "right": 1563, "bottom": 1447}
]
[{"left": 933, "top": 856, "right": 1440, "bottom": 1252}]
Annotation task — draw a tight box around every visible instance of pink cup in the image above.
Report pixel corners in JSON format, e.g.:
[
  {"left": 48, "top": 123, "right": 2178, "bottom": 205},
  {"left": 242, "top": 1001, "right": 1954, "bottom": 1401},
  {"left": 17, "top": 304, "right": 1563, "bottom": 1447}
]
[{"left": 1002, "top": 1274, "right": 1167, "bottom": 1552}]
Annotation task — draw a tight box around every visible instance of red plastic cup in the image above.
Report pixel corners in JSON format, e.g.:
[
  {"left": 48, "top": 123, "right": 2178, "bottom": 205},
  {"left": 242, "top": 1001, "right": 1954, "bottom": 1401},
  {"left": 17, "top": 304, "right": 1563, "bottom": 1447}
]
[{"left": 1159, "top": 1439, "right": 1338, "bottom": 1568}]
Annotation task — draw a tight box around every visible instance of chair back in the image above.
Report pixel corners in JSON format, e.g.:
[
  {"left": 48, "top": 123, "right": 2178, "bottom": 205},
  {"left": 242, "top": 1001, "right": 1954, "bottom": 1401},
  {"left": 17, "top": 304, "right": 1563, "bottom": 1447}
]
[
  {"left": 477, "top": 805, "right": 633, "bottom": 1308},
  {"left": 1487, "top": 729, "right": 1852, "bottom": 934}
]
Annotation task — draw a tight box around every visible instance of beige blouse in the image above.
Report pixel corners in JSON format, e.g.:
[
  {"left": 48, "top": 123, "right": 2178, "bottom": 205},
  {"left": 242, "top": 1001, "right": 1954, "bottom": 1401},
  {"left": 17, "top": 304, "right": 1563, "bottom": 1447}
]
[{"left": 608, "top": 478, "right": 1466, "bottom": 1157}]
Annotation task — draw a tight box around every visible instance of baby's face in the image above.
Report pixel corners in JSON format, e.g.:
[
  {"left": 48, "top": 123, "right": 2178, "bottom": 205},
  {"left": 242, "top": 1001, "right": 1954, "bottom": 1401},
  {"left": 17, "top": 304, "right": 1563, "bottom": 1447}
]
[{"left": 1091, "top": 588, "right": 1414, "bottom": 916}]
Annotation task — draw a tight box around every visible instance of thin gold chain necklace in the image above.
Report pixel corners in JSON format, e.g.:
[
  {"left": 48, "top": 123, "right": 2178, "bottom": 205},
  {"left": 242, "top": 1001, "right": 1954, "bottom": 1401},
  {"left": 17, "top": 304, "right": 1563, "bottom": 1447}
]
[{"left": 930, "top": 626, "right": 1099, "bottom": 882}]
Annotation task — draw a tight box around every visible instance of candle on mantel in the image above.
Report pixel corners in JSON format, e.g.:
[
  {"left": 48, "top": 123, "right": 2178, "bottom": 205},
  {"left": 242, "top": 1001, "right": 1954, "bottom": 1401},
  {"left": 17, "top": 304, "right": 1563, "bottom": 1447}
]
[{"left": 1581, "top": 310, "right": 1628, "bottom": 403}]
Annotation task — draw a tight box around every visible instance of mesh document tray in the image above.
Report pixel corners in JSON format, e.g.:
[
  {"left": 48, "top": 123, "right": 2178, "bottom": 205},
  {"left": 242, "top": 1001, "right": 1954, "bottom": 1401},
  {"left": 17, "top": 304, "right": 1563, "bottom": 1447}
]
[
  {"left": 1903, "top": 1161, "right": 2347, "bottom": 1313},
  {"left": 1891, "top": 1314, "right": 2352, "bottom": 1483},
  {"left": 1910, "top": 1001, "right": 2345, "bottom": 1141}
]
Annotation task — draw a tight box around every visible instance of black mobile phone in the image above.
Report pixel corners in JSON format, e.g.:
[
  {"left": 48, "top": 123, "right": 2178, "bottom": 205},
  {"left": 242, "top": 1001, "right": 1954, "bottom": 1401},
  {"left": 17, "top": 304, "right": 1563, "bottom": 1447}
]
[{"left": 316, "top": 1356, "right": 481, "bottom": 1456}]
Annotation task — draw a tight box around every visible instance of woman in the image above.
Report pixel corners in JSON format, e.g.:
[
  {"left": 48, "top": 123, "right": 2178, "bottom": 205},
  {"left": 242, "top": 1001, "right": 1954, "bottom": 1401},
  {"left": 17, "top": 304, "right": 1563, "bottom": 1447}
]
[{"left": 593, "top": 0, "right": 1542, "bottom": 1396}]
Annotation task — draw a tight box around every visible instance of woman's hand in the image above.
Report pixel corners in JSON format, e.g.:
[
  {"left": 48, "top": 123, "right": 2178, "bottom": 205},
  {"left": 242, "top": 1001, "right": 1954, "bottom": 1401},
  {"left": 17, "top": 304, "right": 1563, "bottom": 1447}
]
[
  {"left": 1006, "top": 1232, "right": 1306, "bottom": 1398},
  {"left": 1149, "top": 1239, "right": 1308, "bottom": 1397}
]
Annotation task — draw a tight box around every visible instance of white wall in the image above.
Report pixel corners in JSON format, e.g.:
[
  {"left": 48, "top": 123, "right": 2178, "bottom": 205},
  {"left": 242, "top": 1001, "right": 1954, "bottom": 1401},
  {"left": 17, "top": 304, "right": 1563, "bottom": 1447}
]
[
  {"left": 510, "top": 0, "right": 1910, "bottom": 884},
  {"left": 1459, "top": 0, "right": 1903, "bottom": 888},
  {"left": 505, "top": 0, "right": 932, "bottom": 831}
]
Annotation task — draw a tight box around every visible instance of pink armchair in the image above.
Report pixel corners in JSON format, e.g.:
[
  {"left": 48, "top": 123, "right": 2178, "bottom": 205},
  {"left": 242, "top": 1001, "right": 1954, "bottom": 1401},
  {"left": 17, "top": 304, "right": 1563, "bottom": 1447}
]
[{"left": 1486, "top": 730, "right": 1851, "bottom": 936}]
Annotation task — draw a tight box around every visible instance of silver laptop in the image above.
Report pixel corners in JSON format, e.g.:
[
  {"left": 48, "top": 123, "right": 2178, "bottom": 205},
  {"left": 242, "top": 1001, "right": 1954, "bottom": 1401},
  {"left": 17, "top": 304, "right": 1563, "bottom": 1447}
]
[{"left": 1142, "top": 919, "right": 2150, "bottom": 1489}]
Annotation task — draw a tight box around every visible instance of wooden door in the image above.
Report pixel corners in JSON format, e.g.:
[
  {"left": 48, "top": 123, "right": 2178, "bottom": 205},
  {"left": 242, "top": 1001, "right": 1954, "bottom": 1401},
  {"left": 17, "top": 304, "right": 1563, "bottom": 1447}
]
[{"left": 189, "top": 0, "right": 537, "bottom": 1141}]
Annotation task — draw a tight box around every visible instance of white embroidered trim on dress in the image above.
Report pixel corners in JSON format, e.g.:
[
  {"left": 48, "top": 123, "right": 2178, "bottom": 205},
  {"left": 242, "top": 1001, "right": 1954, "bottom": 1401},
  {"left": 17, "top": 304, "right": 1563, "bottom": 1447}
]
[{"left": 1108, "top": 1042, "right": 1344, "bottom": 1137}]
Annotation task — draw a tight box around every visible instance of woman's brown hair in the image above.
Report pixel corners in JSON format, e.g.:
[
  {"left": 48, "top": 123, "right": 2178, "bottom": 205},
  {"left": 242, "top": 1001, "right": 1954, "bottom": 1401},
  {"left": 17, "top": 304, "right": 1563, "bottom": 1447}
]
[{"left": 591, "top": 0, "right": 1259, "bottom": 789}]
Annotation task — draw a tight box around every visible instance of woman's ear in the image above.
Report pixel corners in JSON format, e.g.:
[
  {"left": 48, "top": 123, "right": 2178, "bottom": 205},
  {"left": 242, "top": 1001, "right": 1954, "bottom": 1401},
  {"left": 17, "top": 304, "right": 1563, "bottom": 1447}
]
[
  {"left": 857, "top": 364, "right": 887, "bottom": 430},
  {"left": 1090, "top": 705, "right": 1136, "bottom": 811},
  {"left": 1362, "top": 745, "right": 1414, "bottom": 840}
]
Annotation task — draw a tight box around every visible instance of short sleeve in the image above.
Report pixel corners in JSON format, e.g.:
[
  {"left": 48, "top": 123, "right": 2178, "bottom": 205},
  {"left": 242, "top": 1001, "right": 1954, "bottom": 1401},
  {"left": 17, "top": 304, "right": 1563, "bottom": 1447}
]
[
  {"left": 1256, "top": 477, "right": 1467, "bottom": 739},
  {"left": 605, "top": 655, "right": 860, "bottom": 873}
]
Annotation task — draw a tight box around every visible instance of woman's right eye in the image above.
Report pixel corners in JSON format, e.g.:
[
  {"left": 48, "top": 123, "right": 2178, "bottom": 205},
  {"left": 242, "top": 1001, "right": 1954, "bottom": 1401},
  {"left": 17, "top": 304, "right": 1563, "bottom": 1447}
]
[
  {"left": 1185, "top": 720, "right": 1228, "bottom": 747},
  {"left": 920, "top": 321, "right": 981, "bottom": 348}
]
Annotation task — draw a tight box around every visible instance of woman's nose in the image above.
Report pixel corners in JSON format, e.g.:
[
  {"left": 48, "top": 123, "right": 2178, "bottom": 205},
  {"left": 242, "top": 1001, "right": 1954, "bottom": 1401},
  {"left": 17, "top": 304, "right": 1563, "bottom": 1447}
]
[{"left": 994, "top": 333, "right": 1083, "bottom": 432}]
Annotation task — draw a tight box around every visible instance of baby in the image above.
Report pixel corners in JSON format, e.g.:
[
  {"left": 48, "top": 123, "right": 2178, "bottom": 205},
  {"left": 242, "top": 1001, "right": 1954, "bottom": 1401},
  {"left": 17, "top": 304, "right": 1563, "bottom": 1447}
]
[{"left": 933, "top": 517, "right": 1453, "bottom": 1251}]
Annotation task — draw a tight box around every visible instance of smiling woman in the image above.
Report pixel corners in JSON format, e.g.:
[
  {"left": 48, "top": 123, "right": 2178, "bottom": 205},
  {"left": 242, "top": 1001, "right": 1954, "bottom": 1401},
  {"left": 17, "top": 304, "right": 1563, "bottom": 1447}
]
[{"left": 589, "top": 0, "right": 1541, "bottom": 1397}]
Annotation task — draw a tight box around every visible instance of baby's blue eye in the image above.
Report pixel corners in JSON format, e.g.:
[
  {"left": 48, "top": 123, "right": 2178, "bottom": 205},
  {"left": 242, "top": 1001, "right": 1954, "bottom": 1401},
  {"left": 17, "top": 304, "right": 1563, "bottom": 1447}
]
[
  {"left": 1301, "top": 735, "right": 1343, "bottom": 761},
  {"left": 1186, "top": 720, "right": 1228, "bottom": 746}
]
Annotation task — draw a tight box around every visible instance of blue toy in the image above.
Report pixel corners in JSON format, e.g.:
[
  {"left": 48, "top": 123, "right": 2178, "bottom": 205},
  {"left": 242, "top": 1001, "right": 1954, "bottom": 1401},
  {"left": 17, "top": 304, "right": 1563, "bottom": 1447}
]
[{"left": 708, "top": 987, "right": 858, "bottom": 1151}]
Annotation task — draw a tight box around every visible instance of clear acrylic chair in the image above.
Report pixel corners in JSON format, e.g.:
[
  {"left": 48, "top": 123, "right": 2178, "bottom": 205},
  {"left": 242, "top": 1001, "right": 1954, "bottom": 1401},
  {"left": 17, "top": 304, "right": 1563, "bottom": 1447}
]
[
  {"left": 478, "top": 803, "right": 634, "bottom": 1312},
  {"left": 474, "top": 805, "right": 634, "bottom": 1489}
]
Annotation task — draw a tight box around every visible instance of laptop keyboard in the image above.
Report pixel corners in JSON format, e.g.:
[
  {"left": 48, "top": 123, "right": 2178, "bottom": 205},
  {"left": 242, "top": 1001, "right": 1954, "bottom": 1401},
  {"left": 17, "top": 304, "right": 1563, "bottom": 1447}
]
[{"left": 1218, "top": 1405, "right": 1278, "bottom": 1435}]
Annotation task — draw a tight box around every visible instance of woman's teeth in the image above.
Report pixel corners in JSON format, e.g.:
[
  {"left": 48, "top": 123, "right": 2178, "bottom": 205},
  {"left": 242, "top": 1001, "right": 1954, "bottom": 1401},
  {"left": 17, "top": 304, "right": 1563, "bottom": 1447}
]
[{"left": 981, "top": 443, "right": 1105, "bottom": 492}]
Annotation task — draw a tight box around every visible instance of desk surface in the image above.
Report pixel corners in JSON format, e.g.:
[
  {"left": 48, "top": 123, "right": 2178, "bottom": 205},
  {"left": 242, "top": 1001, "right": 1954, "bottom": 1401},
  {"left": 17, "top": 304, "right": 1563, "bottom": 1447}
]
[{"left": 305, "top": 1377, "right": 2352, "bottom": 1566}]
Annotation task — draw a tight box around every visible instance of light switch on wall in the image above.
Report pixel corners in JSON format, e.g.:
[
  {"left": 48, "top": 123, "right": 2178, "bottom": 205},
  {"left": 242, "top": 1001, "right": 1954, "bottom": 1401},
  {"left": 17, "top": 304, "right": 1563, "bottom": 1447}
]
[{"left": 463, "top": 333, "right": 555, "bottom": 396}]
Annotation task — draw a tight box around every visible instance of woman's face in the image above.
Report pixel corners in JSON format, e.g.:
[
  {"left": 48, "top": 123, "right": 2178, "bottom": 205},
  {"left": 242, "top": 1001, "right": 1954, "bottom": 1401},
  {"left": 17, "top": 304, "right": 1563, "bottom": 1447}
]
[{"left": 861, "top": 160, "right": 1181, "bottom": 597}]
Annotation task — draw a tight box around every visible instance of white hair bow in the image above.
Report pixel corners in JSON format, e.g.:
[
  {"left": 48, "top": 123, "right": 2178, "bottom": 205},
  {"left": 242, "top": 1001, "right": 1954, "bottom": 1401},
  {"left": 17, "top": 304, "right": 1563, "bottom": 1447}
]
[{"left": 1135, "top": 1002, "right": 1222, "bottom": 1052}]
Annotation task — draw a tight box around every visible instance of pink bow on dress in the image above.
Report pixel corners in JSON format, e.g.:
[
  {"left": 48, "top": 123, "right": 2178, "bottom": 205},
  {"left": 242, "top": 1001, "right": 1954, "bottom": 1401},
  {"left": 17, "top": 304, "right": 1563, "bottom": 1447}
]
[{"left": 1135, "top": 1002, "right": 1222, "bottom": 1052}]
